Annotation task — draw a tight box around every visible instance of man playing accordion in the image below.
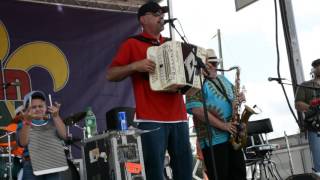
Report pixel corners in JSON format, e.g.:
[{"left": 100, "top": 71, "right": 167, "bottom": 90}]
[{"left": 106, "top": 2, "right": 193, "bottom": 180}]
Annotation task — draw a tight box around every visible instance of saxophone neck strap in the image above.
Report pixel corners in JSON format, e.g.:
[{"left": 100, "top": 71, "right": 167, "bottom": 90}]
[{"left": 207, "top": 77, "right": 232, "bottom": 105}]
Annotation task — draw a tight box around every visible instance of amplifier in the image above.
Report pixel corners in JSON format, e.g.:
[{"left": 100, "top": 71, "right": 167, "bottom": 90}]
[
  {"left": 107, "top": 130, "right": 146, "bottom": 180},
  {"left": 81, "top": 133, "right": 110, "bottom": 180},
  {"left": 81, "top": 131, "right": 146, "bottom": 180}
]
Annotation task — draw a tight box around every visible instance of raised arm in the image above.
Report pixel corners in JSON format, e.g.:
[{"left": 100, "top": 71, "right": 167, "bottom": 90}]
[{"left": 48, "top": 102, "right": 67, "bottom": 140}]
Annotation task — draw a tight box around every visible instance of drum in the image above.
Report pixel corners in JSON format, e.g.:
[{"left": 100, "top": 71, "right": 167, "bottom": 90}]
[
  {"left": 0, "top": 138, "right": 16, "bottom": 154},
  {"left": 0, "top": 142, "right": 21, "bottom": 156},
  {"left": 0, "top": 125, "right": 24, "bottom": 161},
  {"left": 0, "top": 154, "right": 22, "bottom": 180},
  {"left": 0, "top": 124, "right": 18, "bottom": 154}
]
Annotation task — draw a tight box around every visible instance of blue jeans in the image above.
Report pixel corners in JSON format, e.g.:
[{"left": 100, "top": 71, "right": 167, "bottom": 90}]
[
  {"left": 308, "top": 131, "right": 320, "bottom": 172},
  {"left": 22, "top": 161, "right": 62, "bottom": 180},
  {"left": 138, "top": 122, "right": 193, "bottom": 180}
]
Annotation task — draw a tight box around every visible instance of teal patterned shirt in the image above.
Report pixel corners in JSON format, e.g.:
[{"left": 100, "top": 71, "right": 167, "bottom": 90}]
[{"left": 186, "top": 75, "right": 234, "bottom": 149}]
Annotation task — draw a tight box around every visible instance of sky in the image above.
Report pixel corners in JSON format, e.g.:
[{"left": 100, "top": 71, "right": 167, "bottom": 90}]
[{"left": 160, "top": 0, "right": 320, "bottom": 138}]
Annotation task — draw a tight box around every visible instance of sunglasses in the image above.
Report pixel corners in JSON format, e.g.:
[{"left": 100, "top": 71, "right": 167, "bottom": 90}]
[{"left": 208, "top": 62, "right": 219, "bottom": 67}]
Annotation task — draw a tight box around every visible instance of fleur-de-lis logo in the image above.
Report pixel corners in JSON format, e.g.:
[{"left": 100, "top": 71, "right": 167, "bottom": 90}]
[{"left": 0, "top": 20, "right": 69, "bottom": 125}]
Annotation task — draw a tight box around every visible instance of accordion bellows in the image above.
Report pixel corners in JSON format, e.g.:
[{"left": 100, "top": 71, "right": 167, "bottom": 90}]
[{"left": 147, "top": 41, "right": 207, "bottom": 95}]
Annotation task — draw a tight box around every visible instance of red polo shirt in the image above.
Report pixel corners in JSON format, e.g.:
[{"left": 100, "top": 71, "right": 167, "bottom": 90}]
[{"left": 109, "top": 32, "right": 187, "bottom": 122}]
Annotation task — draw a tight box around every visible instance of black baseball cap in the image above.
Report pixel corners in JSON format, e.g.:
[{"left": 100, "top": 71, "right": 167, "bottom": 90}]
[
  {"left": 312, "top": 58, "right": 320, "bottom": 68},
  {"left": 137, "top": 2, "right": 168, "bottom": 19}
]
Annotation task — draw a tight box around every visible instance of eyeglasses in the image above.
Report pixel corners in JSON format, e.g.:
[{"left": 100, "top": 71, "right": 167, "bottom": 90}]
[{"left": 145, "top": 11, "right": 163, "bottom": 17}]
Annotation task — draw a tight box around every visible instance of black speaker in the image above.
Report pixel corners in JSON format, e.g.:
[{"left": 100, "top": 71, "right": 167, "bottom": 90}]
[
  {"left": 286, "top": 173, "right": 320, "bottom": 180},
  {"left": 81, "top": 134, "right": 110, "bottom": 180},
  {"left": 247, "top": 118, "right": 273, "bottom": 136},
  {"left": 105, "top": 107, "right": 136, "bottom": 130}
]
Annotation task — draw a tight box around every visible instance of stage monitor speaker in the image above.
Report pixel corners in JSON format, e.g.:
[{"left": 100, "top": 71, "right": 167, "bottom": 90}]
[
  {"left": 106, "top": 107, "right": 136, "bottom": 130},
  {"left": 286, "top": 173, "right": 320, "bottom": 180},
  {"left": 247, "top": 118, "right": 273, "bottom": 136}
]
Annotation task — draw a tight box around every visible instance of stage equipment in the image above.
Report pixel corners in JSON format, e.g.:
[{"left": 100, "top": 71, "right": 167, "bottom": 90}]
[
  {"left": 81, "top": 133, "right": 109, "bottom": 180},
  {"left": 81, "top": 130, "right": 146, "bottom": 180},
  {"left": 64, "top": 112, "right": 86, "bottom": 126},
  {"left": 286, "top": 173, "right": 320, "bottom": 180},
  {"left": 106, "top": 107, "right": 136, "bottom": 130},
  {"left": 63, "top": 122, "right": 82, "bottom": 180},
  {"left": 245, "top": 118, "right": 281, "bottom": 180},
  {"left": 0, "top": 154, "right": 22, "bottom": 180},
  {"left": 0, "top": 128, "right": 16, "bottom": 145},
  {"left": 147, "top": 41, "right": 207, "bottom": 95},
  {"left": 0, "top": 130, "right": 21, "bottom": 180},
  {"left": 107, "top": 130, "right": 146, "bottom": 180}
]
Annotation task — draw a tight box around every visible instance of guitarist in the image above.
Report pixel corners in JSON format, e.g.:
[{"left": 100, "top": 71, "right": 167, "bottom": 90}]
[{"left": 295, "top": 58, "right": 320, "bottom": 173}]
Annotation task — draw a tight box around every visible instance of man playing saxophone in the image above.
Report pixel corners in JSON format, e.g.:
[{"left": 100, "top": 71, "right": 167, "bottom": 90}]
[{"left": 186, "top": 49, "right": 246, "bottom": 180}]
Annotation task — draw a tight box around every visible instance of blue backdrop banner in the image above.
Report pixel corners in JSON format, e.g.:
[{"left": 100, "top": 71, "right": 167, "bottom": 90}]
[{"left": 0, "top": 0, "right": 140, "bottom": 156}]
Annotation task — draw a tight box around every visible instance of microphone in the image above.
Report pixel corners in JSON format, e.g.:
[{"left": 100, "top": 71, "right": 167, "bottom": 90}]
[
  {"left": 164, "top": 18, "right": 177, "bottom": 24},
  {"left": 268, "top": 77, "right": 286, "bottom": 82}
]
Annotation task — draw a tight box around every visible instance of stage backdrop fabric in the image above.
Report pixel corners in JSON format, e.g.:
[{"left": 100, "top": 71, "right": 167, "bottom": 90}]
[{"left": 0, "top": 0, "right": 140, "bottom": 157}]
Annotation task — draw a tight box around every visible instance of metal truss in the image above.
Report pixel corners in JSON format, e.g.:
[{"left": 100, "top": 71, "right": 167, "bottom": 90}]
[{"left": 19, "top": 0, "right": 150, "bottom": 12}]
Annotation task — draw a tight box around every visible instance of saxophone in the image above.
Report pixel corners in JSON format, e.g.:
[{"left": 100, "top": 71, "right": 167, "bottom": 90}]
[{"left": 217, "top": 66, "right": 257, "bottom": 150}]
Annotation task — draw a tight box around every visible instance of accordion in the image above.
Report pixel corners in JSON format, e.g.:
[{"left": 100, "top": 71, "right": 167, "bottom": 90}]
[{"left": 147, "top": 41, "right": 206, "bottom": 95}]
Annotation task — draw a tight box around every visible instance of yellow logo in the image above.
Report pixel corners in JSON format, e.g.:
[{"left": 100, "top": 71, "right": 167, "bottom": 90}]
[{"left": 0, "top": 20, "right": 69, "bottom": 125}]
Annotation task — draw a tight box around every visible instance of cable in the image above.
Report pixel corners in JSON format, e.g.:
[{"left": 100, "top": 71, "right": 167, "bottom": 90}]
[{"left": 173, "top": 19, "right": 190, "bottom": 44}]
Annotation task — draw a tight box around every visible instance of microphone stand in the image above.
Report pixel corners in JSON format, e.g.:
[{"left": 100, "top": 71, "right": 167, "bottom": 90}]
[
  {"left": 0, "top": 59, "right": 7, "bottom": 100},
  {"left": 0, "top": 131, "right": 15, "bottom": 180},
  {"left": 168, "top": 21, "right": 219, "bottom": 180}
]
